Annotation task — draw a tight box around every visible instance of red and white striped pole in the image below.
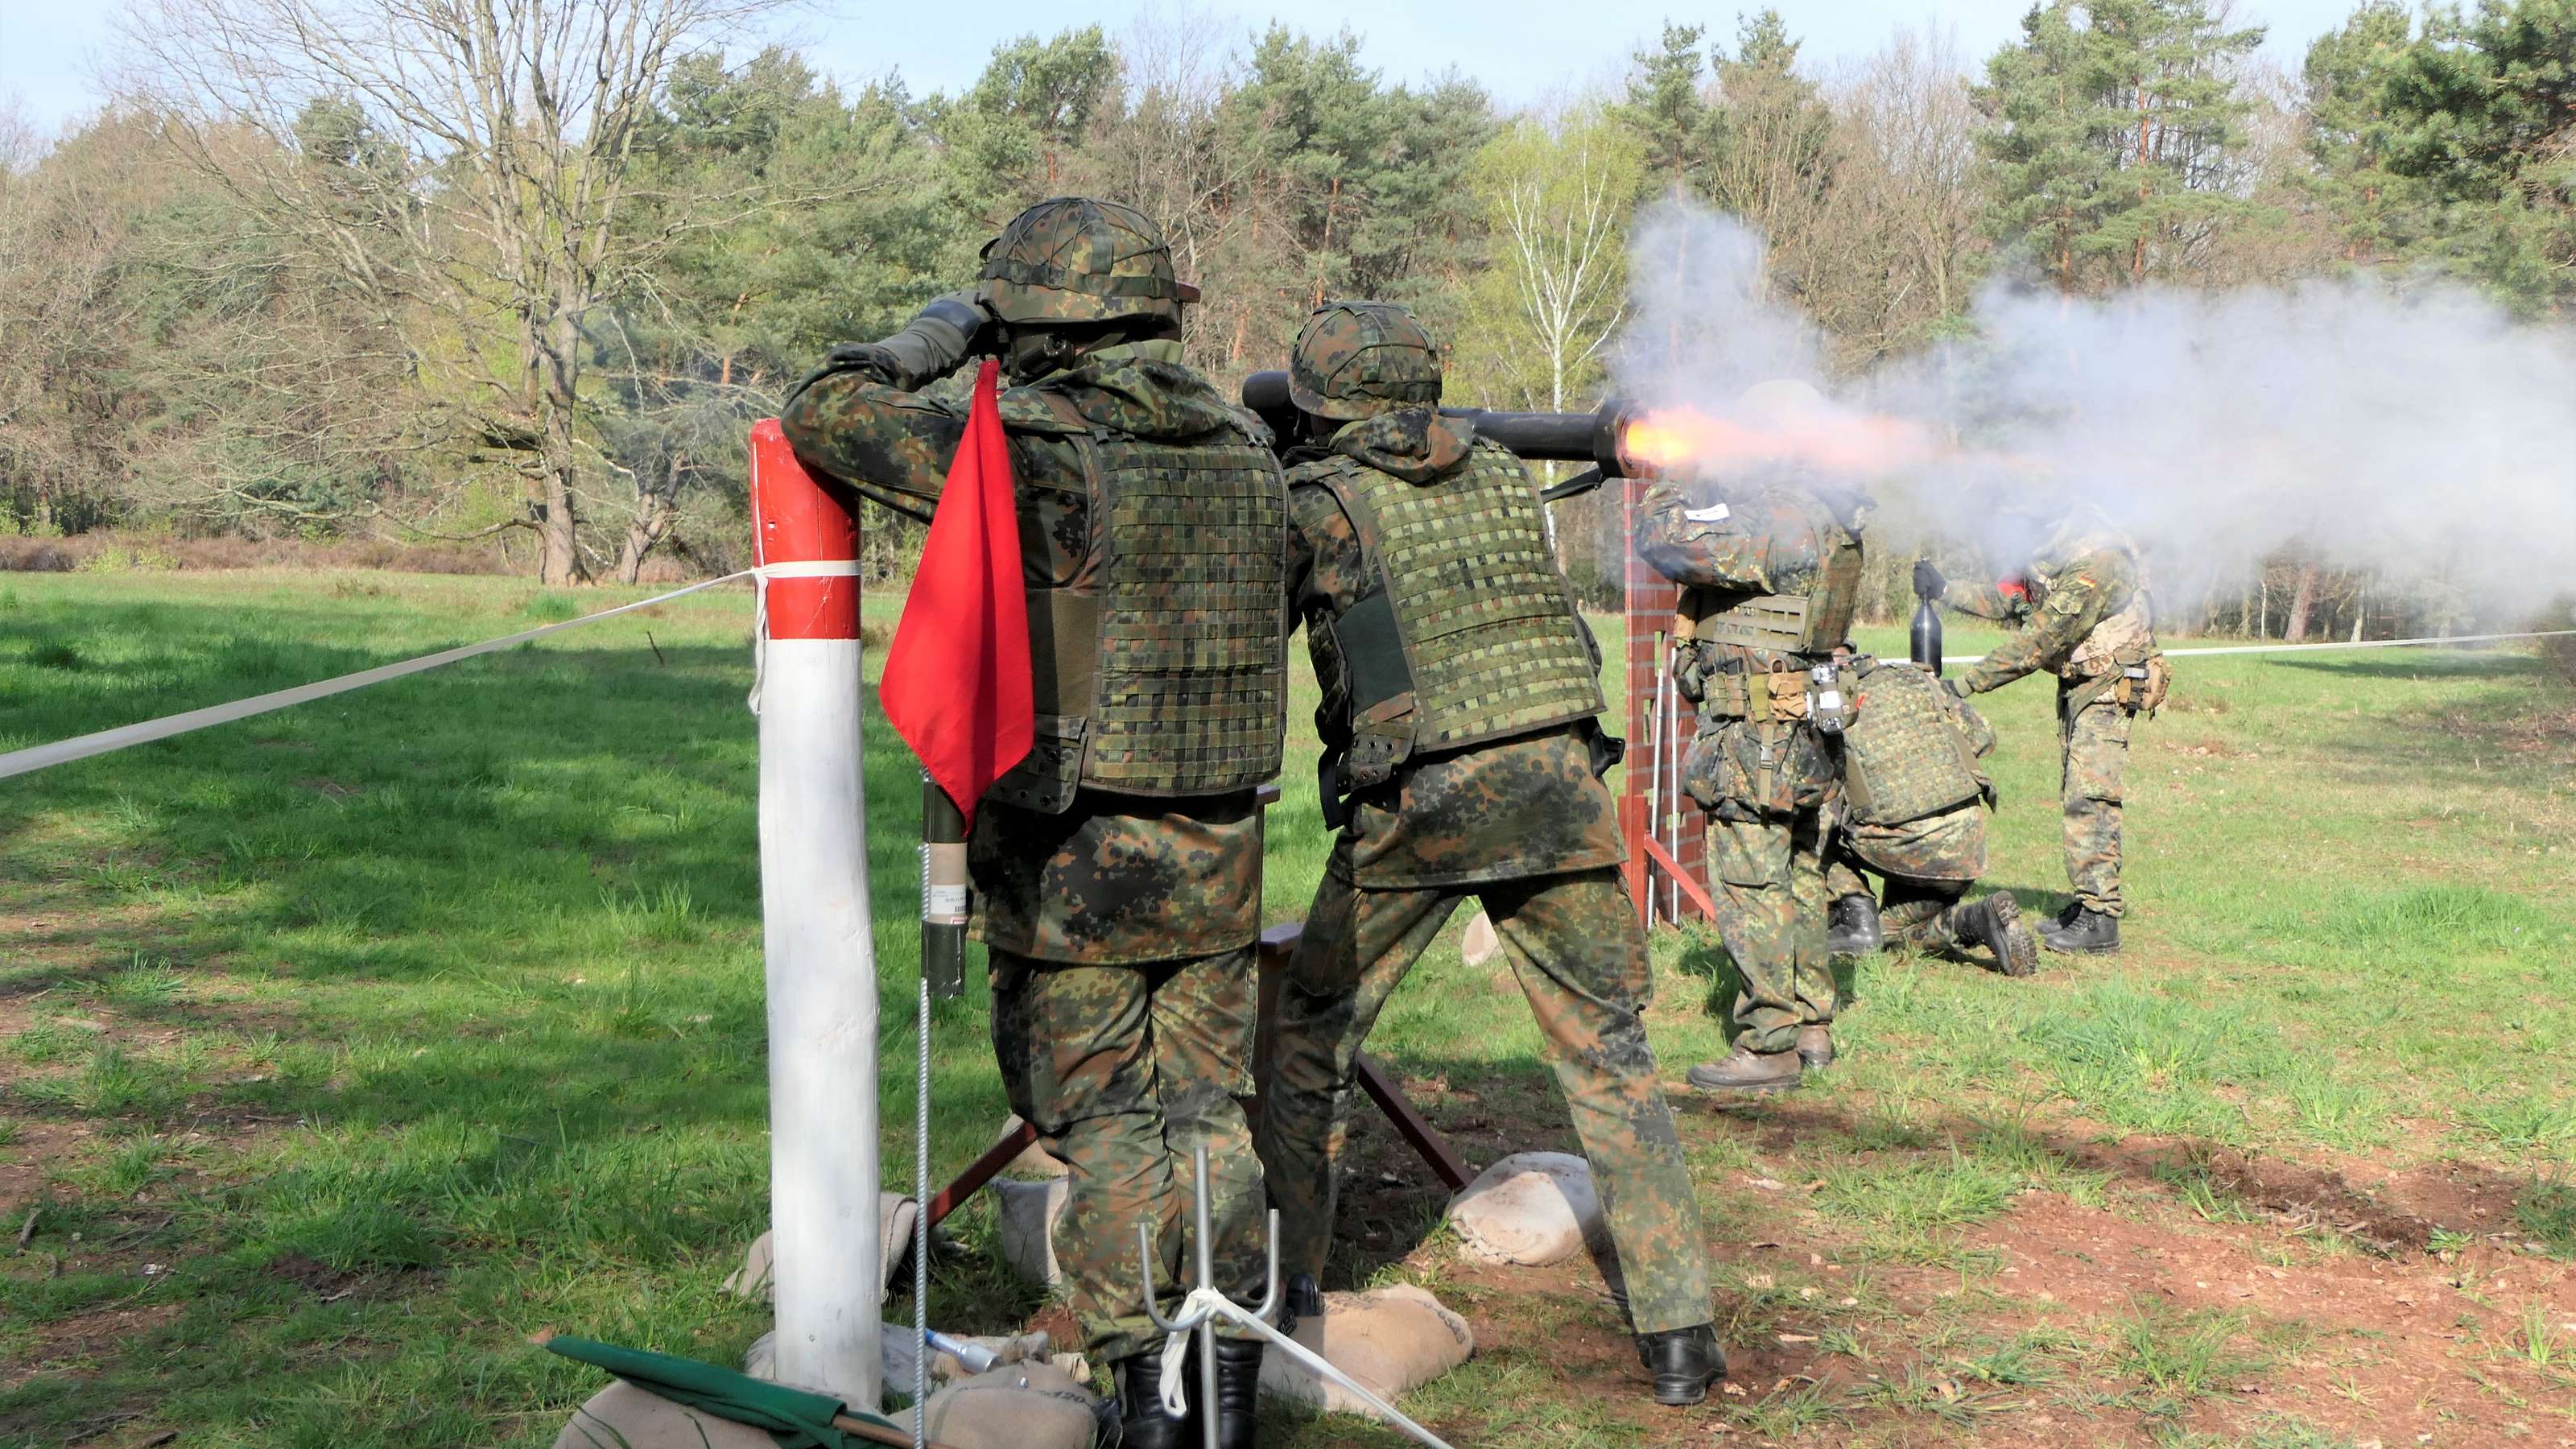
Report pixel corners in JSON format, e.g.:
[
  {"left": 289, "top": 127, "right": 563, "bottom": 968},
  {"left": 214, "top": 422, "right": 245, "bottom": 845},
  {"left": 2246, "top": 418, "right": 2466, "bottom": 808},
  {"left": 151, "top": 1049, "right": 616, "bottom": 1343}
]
[{"left": 749, "top": 419, "right": 881, "bottom": 1408}]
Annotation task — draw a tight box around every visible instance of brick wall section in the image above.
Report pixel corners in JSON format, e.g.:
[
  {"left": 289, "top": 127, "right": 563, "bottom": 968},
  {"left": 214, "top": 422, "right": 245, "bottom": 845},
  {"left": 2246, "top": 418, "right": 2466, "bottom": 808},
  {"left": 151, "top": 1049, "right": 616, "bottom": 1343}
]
[{"left": 1619, "top": 477, "right": 1707, "bottom": 928}]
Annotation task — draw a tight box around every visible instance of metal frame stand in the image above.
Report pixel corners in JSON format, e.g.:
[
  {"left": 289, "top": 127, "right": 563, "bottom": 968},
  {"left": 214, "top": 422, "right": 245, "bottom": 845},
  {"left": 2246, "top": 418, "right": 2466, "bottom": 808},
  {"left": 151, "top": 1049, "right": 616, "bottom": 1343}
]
[{"left": 1135, "top": 1146, "right": 1282, "bottom": 1449}]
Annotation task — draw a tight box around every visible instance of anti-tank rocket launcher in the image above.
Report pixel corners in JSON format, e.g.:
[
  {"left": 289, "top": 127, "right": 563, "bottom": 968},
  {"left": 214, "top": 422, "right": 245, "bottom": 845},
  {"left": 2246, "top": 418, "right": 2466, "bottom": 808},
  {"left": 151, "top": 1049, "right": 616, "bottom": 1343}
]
[{"left": 1239, "top": 369, "right": 1650, "bottom": 502}]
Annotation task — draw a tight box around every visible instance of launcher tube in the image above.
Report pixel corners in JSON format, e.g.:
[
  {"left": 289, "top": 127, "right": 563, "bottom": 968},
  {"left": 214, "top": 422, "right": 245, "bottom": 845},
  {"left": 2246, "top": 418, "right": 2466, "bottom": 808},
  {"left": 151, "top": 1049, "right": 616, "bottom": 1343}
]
[{"left": 1239, "top": 370, "right": 1637, "bottom": 477}]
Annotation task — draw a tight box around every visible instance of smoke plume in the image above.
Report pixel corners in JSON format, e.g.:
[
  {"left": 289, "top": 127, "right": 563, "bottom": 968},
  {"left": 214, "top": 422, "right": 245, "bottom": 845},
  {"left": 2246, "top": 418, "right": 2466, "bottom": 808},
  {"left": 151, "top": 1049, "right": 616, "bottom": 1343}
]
[{"left": 1612, "top": 199, "right": 2576, "bottom": 625}]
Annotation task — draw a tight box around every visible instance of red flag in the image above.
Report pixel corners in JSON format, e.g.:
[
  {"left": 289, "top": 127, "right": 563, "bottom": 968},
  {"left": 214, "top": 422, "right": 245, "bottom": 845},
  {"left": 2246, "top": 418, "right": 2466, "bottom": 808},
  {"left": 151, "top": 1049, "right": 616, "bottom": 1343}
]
[{"left": 880, "top": 360, "right": 1033, "bottom": 828}]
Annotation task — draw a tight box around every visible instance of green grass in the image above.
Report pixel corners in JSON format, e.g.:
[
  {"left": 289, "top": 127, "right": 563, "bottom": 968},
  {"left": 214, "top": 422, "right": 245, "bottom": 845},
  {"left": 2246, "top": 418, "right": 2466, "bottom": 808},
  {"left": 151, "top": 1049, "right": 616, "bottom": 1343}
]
[{"left": 1, "top": 570, "right": 2571, "bottom": 1445}]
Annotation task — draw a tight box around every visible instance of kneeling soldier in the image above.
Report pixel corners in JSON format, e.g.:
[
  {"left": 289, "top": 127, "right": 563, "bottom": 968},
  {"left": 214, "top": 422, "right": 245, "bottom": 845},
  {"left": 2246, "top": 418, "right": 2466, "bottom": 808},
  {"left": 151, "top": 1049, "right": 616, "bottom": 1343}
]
[
  {"left": 1820, "top": 654, "right": 2037, "bottom": 980},
  {"left": 1256, "top": 301, "right": 1724, "bottom": 1406}
]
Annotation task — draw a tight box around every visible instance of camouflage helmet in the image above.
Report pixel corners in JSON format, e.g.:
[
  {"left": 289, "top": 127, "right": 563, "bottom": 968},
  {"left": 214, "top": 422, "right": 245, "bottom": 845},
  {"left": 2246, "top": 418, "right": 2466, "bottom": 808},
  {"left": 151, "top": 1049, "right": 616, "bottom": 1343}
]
[
  {"left": 1288, "top": 301, "right": 1444, "bottom": 419},
  {"left": 976, "top": 196, "right": 1193, "bottom": 328}
]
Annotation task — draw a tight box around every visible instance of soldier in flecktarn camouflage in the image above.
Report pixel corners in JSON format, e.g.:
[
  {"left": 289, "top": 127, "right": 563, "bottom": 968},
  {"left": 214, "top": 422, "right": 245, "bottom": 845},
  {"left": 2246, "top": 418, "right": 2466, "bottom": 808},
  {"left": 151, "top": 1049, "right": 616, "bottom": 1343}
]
[
  {"left": 1820, "top": 654, "right": 2039, "bottom": 977},
  {"left": 1256, "top": 301, "right": 1725, "bottom": 1408},
  {"left": 779, "top": 197, "right": 1286, "bottom": 1449},
  {"left": 1633, "top": 381, "right": 1866, "bottom": 1095},
  {"left": 1927, "top": 506, "right": 2165, "bottom": 956}
]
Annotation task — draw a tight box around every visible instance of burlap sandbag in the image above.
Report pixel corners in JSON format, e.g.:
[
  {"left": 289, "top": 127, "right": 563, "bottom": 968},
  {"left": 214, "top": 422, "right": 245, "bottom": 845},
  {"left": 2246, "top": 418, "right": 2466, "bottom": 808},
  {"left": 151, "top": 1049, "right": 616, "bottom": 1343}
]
[
  {"left": 552, "top": 1381, "right": 778, "bottom": 1449},
  {"left": 992, "top": 1174, "right": 1070, "bottom": 1288},
  {"left": 1257, "top": 1284, "right": 1474, "bottom": 1418},
  {"left": 1445, "top": 1151, "right": 1602, "bottom": 1266},
  {"left": 724, "top": 1192, "right": 923, "bottom": 1303},
  {"left": 1461, "top": 910, "right": 1501, "bottom": 967},
  {"left": 919, "top": 1361, "right": 1102, "bottom": 1449}
]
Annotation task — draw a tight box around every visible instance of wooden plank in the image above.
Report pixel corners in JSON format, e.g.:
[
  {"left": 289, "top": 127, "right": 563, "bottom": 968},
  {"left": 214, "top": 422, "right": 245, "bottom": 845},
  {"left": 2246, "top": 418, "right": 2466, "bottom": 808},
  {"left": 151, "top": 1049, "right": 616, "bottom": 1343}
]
[
  {"left": 925, "top": 1118, "right": 1039, "bottom": 1230},
  {"left": 1356, "top": 1053, "right": 1476, "bottom": 1193},
  {"left": 1641, "top": 832, "right": 1719, "bottom": 922}
]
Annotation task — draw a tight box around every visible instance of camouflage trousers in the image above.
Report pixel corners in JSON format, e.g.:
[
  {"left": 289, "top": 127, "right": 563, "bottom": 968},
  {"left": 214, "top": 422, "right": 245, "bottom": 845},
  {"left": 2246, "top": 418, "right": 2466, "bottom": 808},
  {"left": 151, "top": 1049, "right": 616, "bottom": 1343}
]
[
  {"left": 2059, "top": 687, "right": 2135, "bottom": 917},
  {"left": 1708, "top": 807, "right": 1835, "bottom": 1055},
  {"left": 989, "top": 947, "right": 1261, "bottom": 1362},
  {"left": 1823, "top": 854, "right": 1971, "bottom": 952},
  {"left": 1258, "top": 865, "right": 1712, "bottom": 1336}
]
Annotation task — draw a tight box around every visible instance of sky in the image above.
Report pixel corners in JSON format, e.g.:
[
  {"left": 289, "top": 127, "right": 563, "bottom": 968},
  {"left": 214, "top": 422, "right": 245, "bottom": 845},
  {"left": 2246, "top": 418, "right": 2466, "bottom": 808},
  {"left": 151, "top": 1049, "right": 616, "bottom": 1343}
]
[{"left": 2, "top": 0, "right": 2368, "bottom": 142}]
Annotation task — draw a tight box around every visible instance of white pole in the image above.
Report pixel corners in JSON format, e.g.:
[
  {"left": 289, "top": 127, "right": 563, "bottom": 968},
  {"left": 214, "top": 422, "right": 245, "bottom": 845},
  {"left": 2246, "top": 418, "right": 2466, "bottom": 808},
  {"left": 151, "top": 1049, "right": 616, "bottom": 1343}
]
[{"left": 750, "top": 421, "right": 881, "bottom": 1409}]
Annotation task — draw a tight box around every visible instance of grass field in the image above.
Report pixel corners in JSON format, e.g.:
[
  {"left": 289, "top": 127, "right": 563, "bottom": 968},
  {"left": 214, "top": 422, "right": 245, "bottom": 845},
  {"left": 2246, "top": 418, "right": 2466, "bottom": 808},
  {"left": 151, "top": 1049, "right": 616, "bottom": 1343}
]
[{"left": 2, "top": 568, "right": 2572, "bottom": 1448}]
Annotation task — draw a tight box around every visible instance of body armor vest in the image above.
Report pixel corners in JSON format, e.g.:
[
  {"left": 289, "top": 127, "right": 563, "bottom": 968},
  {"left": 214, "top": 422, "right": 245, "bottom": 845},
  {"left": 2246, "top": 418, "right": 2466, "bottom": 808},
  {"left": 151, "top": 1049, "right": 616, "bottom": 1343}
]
[
  {"left": 1310, "top": 440, "right": 1604, "bottom": 786},
  {"left": 990, "top": 410, "right": 1289, "bottom": 812},
  {"left": 1840, "top": 658, "right": 1988, "bottom": 825},
  {"left": 1680, "top": 489, "right": 1864, "bottom": 666}
]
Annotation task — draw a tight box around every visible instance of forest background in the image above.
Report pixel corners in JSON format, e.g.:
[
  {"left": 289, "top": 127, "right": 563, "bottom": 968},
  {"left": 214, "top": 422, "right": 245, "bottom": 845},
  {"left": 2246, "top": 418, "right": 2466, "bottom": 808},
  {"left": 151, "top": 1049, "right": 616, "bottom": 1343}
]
[{"left": 2, "top": 0, "right": 2570, "bottom": 642}]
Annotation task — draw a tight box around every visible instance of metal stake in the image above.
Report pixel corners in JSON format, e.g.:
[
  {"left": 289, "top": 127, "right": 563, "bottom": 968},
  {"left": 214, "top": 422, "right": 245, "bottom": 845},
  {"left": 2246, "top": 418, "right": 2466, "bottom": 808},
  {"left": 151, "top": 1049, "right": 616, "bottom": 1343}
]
[{"left": 1136, "top": 1146, "right": 1282, "bottom": 1448}]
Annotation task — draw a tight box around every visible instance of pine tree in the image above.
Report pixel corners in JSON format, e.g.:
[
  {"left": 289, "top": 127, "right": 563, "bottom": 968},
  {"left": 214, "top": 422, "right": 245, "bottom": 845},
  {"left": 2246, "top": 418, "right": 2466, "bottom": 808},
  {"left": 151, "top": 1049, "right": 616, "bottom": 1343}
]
[
  {"left": 1975, "top": 0, "right": 2268, "bottom": 291},
  {"left": 2301, "top": 0, "right": 2420, "bottom": 266}
]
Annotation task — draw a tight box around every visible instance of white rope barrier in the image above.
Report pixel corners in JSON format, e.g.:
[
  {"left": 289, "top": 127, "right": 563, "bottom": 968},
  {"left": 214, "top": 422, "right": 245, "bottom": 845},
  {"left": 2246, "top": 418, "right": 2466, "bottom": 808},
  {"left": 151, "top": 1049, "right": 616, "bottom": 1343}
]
[
  {"left": 1943, "top": 626, "right": 2576, "bottom": 669},
  {"left": 0, "top": 570, "right": 762, "bottom": 782},
  {"left": 1152, "top": 1289, "right": 1456, "bottom": 1449}
]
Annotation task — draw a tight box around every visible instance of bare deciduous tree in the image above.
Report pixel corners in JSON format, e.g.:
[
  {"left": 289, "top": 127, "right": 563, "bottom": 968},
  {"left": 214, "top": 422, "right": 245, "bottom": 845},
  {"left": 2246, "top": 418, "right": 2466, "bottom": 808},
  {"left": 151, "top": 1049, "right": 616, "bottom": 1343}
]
[{"left": 120, "top": 0, "right": 797, "bottom": 581}]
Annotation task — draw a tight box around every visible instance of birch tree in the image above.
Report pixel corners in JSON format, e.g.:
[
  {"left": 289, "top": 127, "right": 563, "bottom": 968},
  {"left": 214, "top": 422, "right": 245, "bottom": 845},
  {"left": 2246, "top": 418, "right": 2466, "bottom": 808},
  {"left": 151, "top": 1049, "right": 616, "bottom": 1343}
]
[{"left": 1464, "top": 105, "right": 1645, "bottom": 415}]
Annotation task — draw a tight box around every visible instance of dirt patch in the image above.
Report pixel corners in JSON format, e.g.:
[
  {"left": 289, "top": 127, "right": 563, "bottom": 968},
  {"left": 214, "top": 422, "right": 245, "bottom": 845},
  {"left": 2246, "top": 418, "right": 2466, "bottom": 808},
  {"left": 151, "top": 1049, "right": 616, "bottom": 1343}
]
[{"left": 263, "top": 1250, "right": 364, "bottom": 1300}]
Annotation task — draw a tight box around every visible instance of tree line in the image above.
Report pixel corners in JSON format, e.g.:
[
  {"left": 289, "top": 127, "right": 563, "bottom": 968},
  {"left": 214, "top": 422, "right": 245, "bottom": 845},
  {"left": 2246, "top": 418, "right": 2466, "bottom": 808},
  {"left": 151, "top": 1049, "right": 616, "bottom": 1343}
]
[{"left": 0, "top": 0, "right": 2566, "bottom": 622}]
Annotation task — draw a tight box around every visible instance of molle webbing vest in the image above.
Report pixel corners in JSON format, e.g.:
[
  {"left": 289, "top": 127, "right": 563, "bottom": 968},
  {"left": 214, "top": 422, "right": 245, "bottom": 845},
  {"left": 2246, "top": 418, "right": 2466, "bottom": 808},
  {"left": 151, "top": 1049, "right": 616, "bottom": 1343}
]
[
  {"left": 991, "top": 411, "right": 1288, "bottom": 812},
  {"left": 1682, "top": 489, "right": 1864, "bottom": 720},
  {"left": 1316, "top": 441, "right": 1604, "bottom": 783},
  {"left": 1681, "top": 493, "right": 1863, "bottom": 657},
  {"left": 1840, "top": 659, "right": 1986, "bottom": 825}
]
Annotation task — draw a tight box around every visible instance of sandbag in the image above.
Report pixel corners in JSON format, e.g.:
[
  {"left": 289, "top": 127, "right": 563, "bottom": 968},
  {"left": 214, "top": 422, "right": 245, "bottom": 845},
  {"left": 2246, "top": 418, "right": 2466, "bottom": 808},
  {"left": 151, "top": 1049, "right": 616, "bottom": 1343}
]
[
  {"left": 552, "top": 1381, "right": 778, "bottom": 1449},
  {"left": 1461, "top": 910, "right": 1501, "bottom": 967},
  {"left": 1445, "top": 1151, "right": 1602, "bottom": 1266},
  {"left": 1258, "top": 1284, "right": 1474, "bottom": 1419},
  {"left": 724, "top": 1193, "right": 923, "bottom": 1303},
  {"left": 992, "top": 1174, "right": 1071, "bottom": 1288},
  {"left": 919, "top": 1361, "right": 1103, "bottom": 1449}
]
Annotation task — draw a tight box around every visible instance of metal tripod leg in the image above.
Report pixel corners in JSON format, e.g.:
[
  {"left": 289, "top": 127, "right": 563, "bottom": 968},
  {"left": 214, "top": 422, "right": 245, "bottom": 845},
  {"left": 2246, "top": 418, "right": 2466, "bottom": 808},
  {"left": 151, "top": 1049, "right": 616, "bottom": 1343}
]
[{"left": 1136, "top": 1146, "right": 1282, "bottom": 1448}]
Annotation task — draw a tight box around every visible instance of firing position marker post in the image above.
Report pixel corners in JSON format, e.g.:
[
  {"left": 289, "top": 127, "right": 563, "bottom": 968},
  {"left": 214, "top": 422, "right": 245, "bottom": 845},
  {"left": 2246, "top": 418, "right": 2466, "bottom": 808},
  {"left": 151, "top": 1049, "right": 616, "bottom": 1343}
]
[{"left": 749, "top": 420, "right": 882, "bottom": 1408}]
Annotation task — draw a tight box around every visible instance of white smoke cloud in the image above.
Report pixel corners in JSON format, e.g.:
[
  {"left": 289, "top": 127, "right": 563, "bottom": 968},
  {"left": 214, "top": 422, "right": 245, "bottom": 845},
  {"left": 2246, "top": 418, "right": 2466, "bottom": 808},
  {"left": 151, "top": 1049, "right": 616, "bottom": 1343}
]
[{"left": 1612, "top": 198, "right": 2576, "bottom": 623}]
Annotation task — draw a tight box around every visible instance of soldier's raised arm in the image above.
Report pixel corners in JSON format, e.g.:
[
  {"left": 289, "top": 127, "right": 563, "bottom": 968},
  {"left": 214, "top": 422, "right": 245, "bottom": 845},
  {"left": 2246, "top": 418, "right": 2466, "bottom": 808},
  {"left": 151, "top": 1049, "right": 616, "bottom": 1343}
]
[
  {"left": 778, "top": 291, "right": 994, "bottom": 524},
  {"left": 1632, "top": 481, "right": 1823, "bottom": 591},
  {"left": 1960, "top": 551, "right": 2129, "bottom": 696}
]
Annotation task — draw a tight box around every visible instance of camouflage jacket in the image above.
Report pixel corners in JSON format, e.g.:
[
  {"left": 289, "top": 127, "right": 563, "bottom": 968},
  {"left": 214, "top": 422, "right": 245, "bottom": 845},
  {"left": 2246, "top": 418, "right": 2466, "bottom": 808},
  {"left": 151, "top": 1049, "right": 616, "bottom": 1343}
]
[
  {"left": 1633, "top": 478, "right": 1867, "bottom": 815},
  {"left": 780, "top": 340, "right": 1269, "bottom": 965},
  {"left": 1951, "top": 510, "right": 2157, "bottom": 696},
  {"left": 1286, "top": 410, "right": 1624, "bottom": 890}
]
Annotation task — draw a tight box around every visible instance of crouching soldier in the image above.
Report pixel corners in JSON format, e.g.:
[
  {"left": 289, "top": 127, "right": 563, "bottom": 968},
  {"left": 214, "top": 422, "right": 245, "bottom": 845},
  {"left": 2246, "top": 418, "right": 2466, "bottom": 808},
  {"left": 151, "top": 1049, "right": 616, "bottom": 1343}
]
[
  {"left": 1819, "top": 654, "right": 2038, "bottom": 980},
  {"left": 1256, "top": 300, "right": 1725, "bottom": 1407},
  {"left": 1924, "top": 502, "right": 2165, "bottom": 955}
]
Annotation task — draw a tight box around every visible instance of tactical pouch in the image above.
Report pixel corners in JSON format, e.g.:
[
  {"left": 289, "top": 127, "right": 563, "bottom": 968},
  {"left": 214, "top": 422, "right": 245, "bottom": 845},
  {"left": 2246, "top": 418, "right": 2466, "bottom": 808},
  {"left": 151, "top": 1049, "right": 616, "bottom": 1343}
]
[
  {"left": 2107, "top": 653, "right": 2169, "bottom": 715},
  {"left": 1341, "top": 694, "right": 1418, "bottom": 791},
  {"left": 1764, "top": 665, "right": 1812, "bottom": 721},
  {"left": 989, "top": 714, "right": 1087, "bottom": 814}
]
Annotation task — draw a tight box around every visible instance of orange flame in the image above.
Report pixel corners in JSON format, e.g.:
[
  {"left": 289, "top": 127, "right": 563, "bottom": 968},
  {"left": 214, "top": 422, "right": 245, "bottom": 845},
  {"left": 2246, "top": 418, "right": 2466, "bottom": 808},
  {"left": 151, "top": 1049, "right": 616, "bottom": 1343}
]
[{"left": 1622, "top": 404, "right": 1951, "bottom": 479}]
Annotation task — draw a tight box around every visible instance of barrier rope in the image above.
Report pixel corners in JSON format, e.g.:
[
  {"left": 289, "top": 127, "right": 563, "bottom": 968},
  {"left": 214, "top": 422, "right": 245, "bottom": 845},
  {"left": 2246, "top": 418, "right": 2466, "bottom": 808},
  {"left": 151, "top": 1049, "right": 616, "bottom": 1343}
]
[
  {"left": 1152, "top": 1288, "right": 1457, "bottom": 1449},
  {"left": 1940, "top": 627, "right": 2576, "bottom": 669},
  {"left": 0, "top": 569, "right": 795, "bottom": 782}
]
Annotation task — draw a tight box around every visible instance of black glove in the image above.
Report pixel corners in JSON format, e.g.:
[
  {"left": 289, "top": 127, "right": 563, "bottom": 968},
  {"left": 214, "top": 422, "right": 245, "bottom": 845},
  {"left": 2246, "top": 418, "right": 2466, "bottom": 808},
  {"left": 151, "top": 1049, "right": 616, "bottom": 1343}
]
[
  {"left": 823, "top": 291, "right": 993, "bottom": 390},
  {"left": 1913, "top": 559, "right": 1946, "bottom": 601}
]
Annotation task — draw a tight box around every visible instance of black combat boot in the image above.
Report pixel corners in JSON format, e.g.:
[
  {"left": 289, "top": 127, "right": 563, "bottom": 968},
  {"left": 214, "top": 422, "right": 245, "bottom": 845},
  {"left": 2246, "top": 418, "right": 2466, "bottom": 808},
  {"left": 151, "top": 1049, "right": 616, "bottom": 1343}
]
[
  {"left": 1211, "top": 1337, "right": 1265, "bottom": 1449},
  {"left": 2040, "top": 905, "right": 2120, "bottom": 955},
  {"left": 1634, "top": 1323, "right": 1727, "bottom": 1406},
  {"left": 1111, "top": 1350, "right": 1194, "bottom": 1449},
  {"left": 1796, "top": 1024, "right": 1835, "bottom": 1069},
  {"left": 1686, "top": 1043, "right": 1803, "bottom": 1093},
  {"left": 1277, "top": 1271, "right": 1323, "bottom": 1339},
  {"left": 1825, "top": 894, "right": 1884, "bottom": 955},
  {"left": 1957, "top": 894, "right": 2038, "bottom": 977}
]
